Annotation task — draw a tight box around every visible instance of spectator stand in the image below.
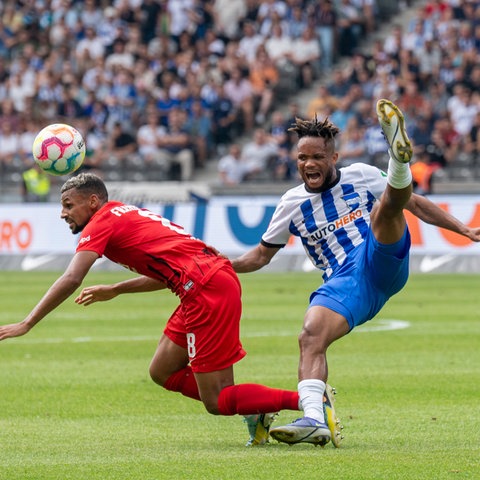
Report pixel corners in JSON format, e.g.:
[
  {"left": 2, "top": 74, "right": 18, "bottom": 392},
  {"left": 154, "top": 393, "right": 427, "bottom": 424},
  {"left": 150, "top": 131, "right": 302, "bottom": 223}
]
[{"left": 1, "top": 0, "right": 479, "bottom": 204}]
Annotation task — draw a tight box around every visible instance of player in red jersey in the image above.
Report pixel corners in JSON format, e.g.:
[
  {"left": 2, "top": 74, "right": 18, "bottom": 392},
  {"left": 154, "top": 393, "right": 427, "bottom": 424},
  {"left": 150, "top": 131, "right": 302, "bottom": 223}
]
[{"left": 0, "top": 172, "right": 299, "bottom": 446}]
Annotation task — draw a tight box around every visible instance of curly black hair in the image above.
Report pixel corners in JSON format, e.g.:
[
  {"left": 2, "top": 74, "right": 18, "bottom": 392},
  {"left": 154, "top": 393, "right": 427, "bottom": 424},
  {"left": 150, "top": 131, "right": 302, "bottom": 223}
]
[{"left": 288, "top": 115, "right": 340, "bottom": 140}]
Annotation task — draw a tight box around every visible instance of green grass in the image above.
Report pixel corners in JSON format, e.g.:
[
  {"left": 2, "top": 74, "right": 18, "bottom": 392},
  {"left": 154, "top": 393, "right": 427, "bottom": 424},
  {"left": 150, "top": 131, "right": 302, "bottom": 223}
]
[{"left": 1, "top": 271, "right": 479, "bottom": 479}]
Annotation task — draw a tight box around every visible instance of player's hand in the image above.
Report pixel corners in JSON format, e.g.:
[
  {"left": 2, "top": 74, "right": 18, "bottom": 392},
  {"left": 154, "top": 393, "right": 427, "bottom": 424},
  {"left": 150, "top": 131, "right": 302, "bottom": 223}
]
[
  {"left": 206, "top": 244, "right": 228, "bottom": 259},
  {"left": 75, "top": 285, "right": 117, "bottom": 306},
  {"left": 0, "top": 321, "right": 31, "bottom": 341}
]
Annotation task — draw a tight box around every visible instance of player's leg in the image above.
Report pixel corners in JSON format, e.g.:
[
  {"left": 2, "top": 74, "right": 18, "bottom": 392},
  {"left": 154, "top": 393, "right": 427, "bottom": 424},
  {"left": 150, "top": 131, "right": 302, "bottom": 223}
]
[
  {"left": 188, "top": 267, "right": 300, "bottom": 445},
  {"left": 193, "top": 366, "right": 298, "bottom": 446},
  {"left": 269, "top": 305, "right": 349, "bottom": 446},
  {"left": 371, "top": 99, "right": 413, "bottom": 245},
  {"left": 149, "top": 334, "right": 201, "bottom": 400}
]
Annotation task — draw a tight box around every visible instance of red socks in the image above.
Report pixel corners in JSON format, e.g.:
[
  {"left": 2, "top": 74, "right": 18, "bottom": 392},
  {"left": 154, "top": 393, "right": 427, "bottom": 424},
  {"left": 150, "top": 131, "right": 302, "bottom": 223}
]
[
  {"left": 164, "top": 370, "right": 299, "bottom": 415},
  {"left": 163, "top": 366, "right": 201, "bottom": 401},
  {"left": 217, "top": 383, "right": 299, "bottom": 416}
]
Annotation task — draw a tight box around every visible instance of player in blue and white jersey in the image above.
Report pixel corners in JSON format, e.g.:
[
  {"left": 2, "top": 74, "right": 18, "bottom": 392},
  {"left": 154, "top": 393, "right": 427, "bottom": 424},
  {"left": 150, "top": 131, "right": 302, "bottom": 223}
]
[{"left": 231, "top": 99, "right": 480, "bottom": 447}]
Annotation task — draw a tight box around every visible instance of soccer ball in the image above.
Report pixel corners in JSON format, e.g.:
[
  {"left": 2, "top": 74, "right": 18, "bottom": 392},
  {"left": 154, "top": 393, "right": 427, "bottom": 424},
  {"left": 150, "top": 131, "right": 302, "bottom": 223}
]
[{"left": 32, "top": 123, "right": 86, "bottom": 176}]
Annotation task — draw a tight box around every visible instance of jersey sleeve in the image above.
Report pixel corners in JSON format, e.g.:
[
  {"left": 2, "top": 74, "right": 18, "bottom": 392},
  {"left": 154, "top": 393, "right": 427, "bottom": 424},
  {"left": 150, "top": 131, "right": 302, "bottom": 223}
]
[
  {"left": 360, "top": 163, "right": 388, "bottom": 199},
  {"left": 76, "top": 214, "right": 114, "bottom": 257},
  {"left": 261, "top": 197, "right": 291, "bottom": 247}
]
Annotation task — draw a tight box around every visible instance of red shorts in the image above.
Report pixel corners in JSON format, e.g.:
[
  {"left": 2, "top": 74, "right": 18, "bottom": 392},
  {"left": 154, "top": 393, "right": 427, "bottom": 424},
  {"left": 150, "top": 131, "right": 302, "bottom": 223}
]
[{"left": 163, "top": 265, "right": 246, "bottom": 373}]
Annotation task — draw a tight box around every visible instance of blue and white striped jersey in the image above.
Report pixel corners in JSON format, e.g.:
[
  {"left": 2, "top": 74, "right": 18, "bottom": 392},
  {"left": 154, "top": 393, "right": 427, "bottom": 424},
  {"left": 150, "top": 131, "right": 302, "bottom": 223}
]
[{"left": 262, "top": 163, "right": 388, "bottom": 280}]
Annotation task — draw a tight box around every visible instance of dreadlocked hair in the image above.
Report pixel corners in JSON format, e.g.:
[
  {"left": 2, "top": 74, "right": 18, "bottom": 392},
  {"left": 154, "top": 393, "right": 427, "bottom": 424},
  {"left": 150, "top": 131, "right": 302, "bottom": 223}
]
[{"left": 288, "top": 115, "right": 340, "bottom": 140}]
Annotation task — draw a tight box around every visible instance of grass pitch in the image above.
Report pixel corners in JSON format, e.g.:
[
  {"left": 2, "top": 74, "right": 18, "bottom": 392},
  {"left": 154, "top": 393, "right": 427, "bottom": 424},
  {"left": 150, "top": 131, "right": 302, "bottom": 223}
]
[{"left": 0, "top": 271, "right": 479, "bottom": 480}]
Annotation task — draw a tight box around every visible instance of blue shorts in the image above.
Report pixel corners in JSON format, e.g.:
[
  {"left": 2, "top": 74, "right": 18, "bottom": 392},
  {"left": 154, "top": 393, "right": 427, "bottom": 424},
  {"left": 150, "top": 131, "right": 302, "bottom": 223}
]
[{"left": 309, "top": 227, "right": 411, "bottom": 330}]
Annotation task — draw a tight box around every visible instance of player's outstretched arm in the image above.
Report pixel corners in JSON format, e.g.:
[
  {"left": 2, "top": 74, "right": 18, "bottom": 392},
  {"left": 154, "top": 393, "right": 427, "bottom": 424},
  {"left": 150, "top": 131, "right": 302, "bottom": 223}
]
[
  {"left": 75, "top": 275, "right": 167, "bottom": 306},
  {"left": 231, "top": 243, "right": 280, "bottom": 273},
  {"left": 0, "top": 251, "right": 98, "bottom": 342},
  {"left": 406, "top": 193, "right": 480, "bottom": 242}
]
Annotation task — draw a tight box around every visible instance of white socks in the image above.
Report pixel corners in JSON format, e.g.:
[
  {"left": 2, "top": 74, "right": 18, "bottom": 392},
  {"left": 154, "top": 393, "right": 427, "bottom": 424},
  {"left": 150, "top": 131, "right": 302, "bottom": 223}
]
[
  {"left": 387, "top": 156, "right": 412, "bottom": 189},
  {"left": 298, "top": 379, "right": 326, "bottom": 423}
]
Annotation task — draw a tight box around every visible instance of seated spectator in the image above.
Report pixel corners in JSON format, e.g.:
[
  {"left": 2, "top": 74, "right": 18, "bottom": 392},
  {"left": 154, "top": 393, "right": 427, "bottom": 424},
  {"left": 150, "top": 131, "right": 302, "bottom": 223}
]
[
  {"left": 336, "top": 0, "right": 364, "bottom": 57},
  {"left": 0, "top": 121, "right": 20, "bottom": 169},
  {"left": 415, "top": 38, "right": 442, "bottom": 88},
  {"left": 107, "top": 121, "right": 137, "bottom": 165},
  {"left": 330, "top": 96, "right": 356, "bottom": 132},
  {"left": 326, "top": 68, "right": 352, "bottom": 98},
  {"left": 82, "top": 124, "right": 108, "bottom": 174},
  {"left": 184, "top": 100, "right": 212, "bottom": 168},
  {"left": 18, "top": 118, "right": 39, "bottom": 165},
  {"left": 283, "top": 100, "right": 306, "bottom": 148},
  {"left": 410, "top": 116, "right": 434, "bottom": 155},
  {"left": 397, "top": 79, "right": 429, "bottom": 118},
  {"left": 364, "top": 111, "right": 389, "bottom": 169},
  {"left": 75, "top": 26, "right": 106, "bottom": 72},
  {"left": 258, "top": 1, "right": 289, "bottom": 38},
  {"left": 240, "top": 127, "right": 279, "bottom": 181},
  {"left": 306, "top": 84, "right": 339, "bottom": 119},
  {"left": 463, "top": 111, "right": 480, "bottom": 161},
  {"left": 447, "top": 85, "right": 479, "bottom": 137},
  {"left": 213, "top": 0, "right": 246, "bottom": 40},
  {"left": 265, "top": 23, "right": 294, "bottom": 67},
  {"left": 286, "top": 5, "right": 308, "bottom": 39},
  {"left": 268, "top": 110, "right": 290, "bottom": 150},
  {"left": 337, "top": 117, "right": 369, "bottom": 167},
  {"left": 288, "top": 26, "right": 321, "bottom": 89},
  {"left": 411, "top": 150, "right": 441, "bottom": 195},
  {"left": 311, "top": 0, "right": 337, "bottom": 69},
  {"left": 105, "top": 38, "right": 135, "bottom": 73},
  {"left": 248, "top": 46, "right": 279, "bottom": 125},
  {"left": 136, "top": 110, "right": 168, "bottom": 167},
  {"left": 156, "top": 108, "right": 195, "bottom": 181},
  {"left": 210, "top": 82, "right": 238, "bottom": 148},
  {"left": 223, "top": 67, "right": 255, "bottom": 134},
  {"left": 425, "top": 119, "right": 459, "bottom": 169},
  {"left": 237, "top": 21, "right": 264, "bottom": 65},
  {"left": 274, "top": 145, "right": 298, "bottom": 182},
  {"left": 0, "top": 98, "right": 21, "bottom": 132},
  {"left": 217, "top": 143, "right": 250, "bottom": 186},
  {"left": 57, "top": 87, "right": 84, "bottom": 122}
]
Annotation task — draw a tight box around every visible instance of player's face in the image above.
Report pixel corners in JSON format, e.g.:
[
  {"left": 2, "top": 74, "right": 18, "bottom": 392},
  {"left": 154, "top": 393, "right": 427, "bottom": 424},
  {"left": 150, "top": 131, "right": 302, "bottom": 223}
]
[
  {"left": 60, "top": 188, "right": 96, "bottom": 234},
  {"left": 296, "top": 136, "right": 338, "bottom": 192}
]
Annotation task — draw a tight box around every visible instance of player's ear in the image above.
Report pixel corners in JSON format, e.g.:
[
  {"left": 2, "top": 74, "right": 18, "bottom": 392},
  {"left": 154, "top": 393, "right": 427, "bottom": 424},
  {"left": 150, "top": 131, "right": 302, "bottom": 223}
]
[{"left": 89, "top": 194, "right": 101, "bottom": 209}]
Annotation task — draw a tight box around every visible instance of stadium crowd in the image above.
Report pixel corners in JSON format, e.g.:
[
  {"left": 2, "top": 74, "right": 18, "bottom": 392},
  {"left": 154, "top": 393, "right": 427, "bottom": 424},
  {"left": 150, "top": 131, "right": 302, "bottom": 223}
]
[{"left": 0, "top": 0, "right": 479, "bottom": 196}]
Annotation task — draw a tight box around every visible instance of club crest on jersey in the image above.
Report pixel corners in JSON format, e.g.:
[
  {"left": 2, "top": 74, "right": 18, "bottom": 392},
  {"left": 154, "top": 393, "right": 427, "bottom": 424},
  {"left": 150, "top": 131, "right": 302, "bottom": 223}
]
[{"left": 342, "top": 192, "right": 360, "bottom": 211}]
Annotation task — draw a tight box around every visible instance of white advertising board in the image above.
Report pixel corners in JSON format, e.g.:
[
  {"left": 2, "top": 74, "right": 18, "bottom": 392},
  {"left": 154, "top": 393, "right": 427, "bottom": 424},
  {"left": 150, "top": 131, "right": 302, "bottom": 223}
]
[{"left": 1, "top": 195, "right": 480, "bottom": 256}]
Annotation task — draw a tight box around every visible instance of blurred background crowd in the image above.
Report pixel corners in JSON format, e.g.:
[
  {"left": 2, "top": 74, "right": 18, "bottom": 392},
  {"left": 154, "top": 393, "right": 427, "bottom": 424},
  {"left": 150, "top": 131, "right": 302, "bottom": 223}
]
[{"left": 0, "top": 0, "right": 479, "bottom": 202}]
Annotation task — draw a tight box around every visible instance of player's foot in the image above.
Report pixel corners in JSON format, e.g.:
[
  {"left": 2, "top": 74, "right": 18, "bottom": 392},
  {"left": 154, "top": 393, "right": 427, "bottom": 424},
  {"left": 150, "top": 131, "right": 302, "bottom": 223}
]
[
  {"left": 244, "top": 412, "right": 277, "bottom": 446},
  {"left": 324, "top": 384, "right": 344, "bottom": 448},
  {"left": 269, "top": 417, "right": 331, "bottom": 446},
  {"left": 376, "top": 99, "right": 412, "bottom": 163}
]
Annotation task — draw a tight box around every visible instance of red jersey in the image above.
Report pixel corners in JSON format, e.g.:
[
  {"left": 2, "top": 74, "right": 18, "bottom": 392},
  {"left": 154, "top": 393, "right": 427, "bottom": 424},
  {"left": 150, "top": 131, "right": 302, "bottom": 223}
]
[{"left": 76, "top": 201, "right": 229, "bottom": 300}]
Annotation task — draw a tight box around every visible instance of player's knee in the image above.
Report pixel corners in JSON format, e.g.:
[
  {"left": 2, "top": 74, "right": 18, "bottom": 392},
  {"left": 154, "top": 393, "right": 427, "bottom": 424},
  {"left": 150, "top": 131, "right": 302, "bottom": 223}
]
[
  {"left": 202, "top": 398, "right": 221, "bottom": 415},
  {"left": 298, "top": 326, "right": 326, "bottom": 352},
  {"left": 149, "top": 365, "right": 167, "bottom": 387}
]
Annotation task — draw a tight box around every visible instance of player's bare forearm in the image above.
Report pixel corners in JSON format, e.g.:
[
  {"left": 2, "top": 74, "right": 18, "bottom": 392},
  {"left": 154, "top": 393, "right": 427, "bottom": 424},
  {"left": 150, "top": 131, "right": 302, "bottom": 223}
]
[
  {"left": 406, "top": 194, "right": 480, "bottom": 242},
  {"left": 0, "top": 273, "right": 82, "bottom": 341},
  {"left": 75, "top": 276, "right": 167, "bottom": 306},
  {"left": 231, "top": 244, "right": 279, "bottom": 273}
]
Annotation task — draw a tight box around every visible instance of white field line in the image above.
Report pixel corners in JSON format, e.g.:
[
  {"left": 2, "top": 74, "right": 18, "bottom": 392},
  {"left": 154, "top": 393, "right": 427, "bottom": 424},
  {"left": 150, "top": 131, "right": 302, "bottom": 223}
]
[{"left": 2, "top": 320, "right": 410, "bottom": 346}]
